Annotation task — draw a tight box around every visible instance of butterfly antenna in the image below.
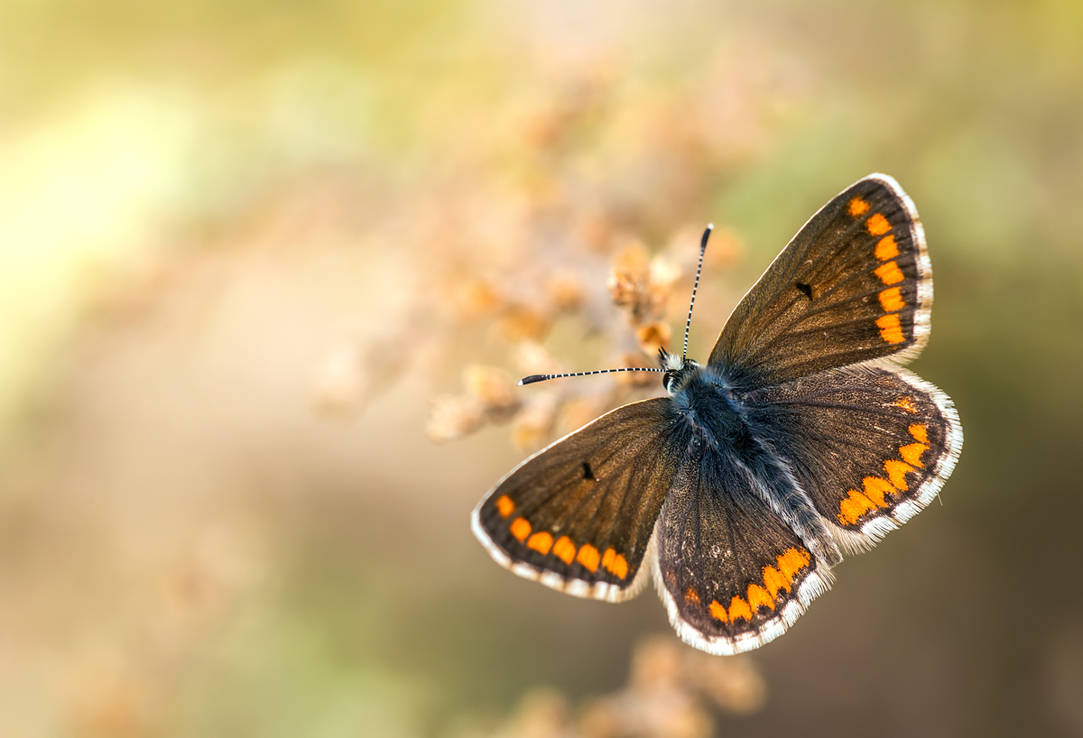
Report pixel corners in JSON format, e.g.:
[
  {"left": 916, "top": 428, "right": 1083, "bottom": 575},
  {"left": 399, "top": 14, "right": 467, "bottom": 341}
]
[
  {"left": 521, "top": 226, "right": 712, "bottom": 387},
  {"left": 519, "top": 367, "right": 664, "bottom": 386},
  {"left": 682, "top": 223, "right": 713, "bottom": 360}
]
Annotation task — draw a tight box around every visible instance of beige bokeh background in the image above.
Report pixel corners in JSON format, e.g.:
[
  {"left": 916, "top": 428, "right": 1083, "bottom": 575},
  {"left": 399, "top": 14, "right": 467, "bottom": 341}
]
[{"left": 2, "top": 2, "right": 1082, "bottom": 736}]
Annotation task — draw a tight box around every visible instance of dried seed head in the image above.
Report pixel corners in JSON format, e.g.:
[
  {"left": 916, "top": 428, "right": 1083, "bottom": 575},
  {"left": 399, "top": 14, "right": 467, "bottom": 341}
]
[
  {"left": 691, "top": 653, "right": 767, "bottom": 715},
  {"left": 546, "top": 271, "right": 585, "bottom": 312},
  {"left": 513, "top": 341, "right": 562, "bottom": 377},
  {"left": 575, "top": 210, "right": 614, "bottom": 252},
  {"left": 511, "top": 394, "right": 558, "bottom": 452},
  {"left": 425, "top": 394, "right": 484, "bottom": 442},
  {"left": 463, "top": 364, "right": 520, "bottom": 418},
  {"left": 450, "top": 277, "right": 504, "bottom": 320},
  {"left": 496, "top": 305, "right": 551, "bottom": 342},
  {"left": 648, "top": 254, "right": 683, "bottom": 298},
  {"left": 607, "top": 242, "right": 650, "bottom": 310},
  {"left": 636, "top": 321, "right": 672, "bottom": 356}
]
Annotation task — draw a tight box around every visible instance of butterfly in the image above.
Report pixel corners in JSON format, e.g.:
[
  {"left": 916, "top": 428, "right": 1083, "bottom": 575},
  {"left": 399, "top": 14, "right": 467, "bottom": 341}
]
[{"left": 471, "top": 174, "right": 963, "bottom": 654}]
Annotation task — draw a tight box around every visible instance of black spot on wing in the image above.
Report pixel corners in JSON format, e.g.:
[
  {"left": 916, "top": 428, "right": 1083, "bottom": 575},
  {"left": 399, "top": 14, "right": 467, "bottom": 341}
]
[{"left": 581, "top": 461, "right": 596, "bottom": 481}]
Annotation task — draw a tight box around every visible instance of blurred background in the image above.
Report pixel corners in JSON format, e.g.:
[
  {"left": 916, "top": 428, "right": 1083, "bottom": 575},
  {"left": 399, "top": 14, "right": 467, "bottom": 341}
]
[{"left": 2, "top": 1, "right": 1082, "bottom": 736}]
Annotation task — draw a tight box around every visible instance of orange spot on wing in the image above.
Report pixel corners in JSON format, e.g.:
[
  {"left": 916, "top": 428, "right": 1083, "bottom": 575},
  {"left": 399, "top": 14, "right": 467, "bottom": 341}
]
[
  {"left": 684, "top": 586, "right": 701, "bottom": 605},
  {"left": 875, "top": 234, "right": 899, "bottom": 260},
  {"left": 876, "top": 313, "right": 906, "bottom": 344},
  {"left": 552, "top": 536, "right": 576, "bottom": 564},
  {"left": 900, "top": 442, "right": 929, "bottom": 468},
  {"left": 848, "top": 196, "right": 870, "bottom": 217},
  {"left": 496, "top": 495, "right": 515, "bottom": 517},
  {"left": 576, "top": 544, "right": 600, "bottom": 572},
  {"left": 878, "top": 287, "right": 905, "bottom": 312},
  {"left": 892, "top": 396, "right": 918, "bottom": 414},
  {"left": 835, "top": 423, "right": 934, "bottom": 524},
  {"left": 762, "top": 565, "right": 789, "bottom": 599},
  {"left": 867, "top": 212, "right": 891, "bottom": 235},
  {"left": 838, "top": 488, "right": 878, "bottom": 525},
  {"left": 510, "top": 517, "right": 531, "bottom": 542},
  {"left": 884, "top": 459, "right": 915, "bottom": 490},
  {"left": 862, "top": 476, "right": 897, "bottom": 507},
  {"left": 778, "top": 548, "right": 811, "bottom": 581},
  {"left": 746, "top": 583, "right": 774, "bottom": 612},
  {"left": 598, "top": 548, "right": 630, "bottom": 579},
  {"left": 874, "top": 260, "right": 905, "bottom": 286},
  {"left": 709, "top": 600, "right": 729, "bottom": 623},
  {"left": 606, "top": 552, "right": 629, "bottom": 580},
  {"left": 526, "top": 531, "right": 553, "bottom": 554},
  {"left": 728, "top": 596, "right": 753, "bottom": 622}
]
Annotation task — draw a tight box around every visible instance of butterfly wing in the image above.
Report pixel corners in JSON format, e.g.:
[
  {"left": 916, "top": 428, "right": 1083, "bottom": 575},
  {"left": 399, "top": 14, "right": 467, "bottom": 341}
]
[
  {"left": 741, "top": 365, "right": 963, "bottom": 550},
  {"left": 472, "top": 398, "right": 680, "bottom": 602},
  {"left": 653, "top": 435, "right": 833, "bottom": 654},
  {"left": 710, "top": 174, "right": 930, "bottom": 386}
]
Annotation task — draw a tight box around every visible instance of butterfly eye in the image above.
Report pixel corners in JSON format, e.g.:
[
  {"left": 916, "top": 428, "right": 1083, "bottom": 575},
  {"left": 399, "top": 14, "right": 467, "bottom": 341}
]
[{"left": 663, "top": 370, "right": 679, "bottom": 391}]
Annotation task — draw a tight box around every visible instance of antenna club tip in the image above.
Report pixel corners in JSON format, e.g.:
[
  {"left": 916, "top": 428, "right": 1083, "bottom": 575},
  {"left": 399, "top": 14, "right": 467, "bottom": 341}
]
[
  {"left": 517, "top": 378, "right": 525, "bottom": 386},
  {"left": 706, "top": 222, "right": 714, "bottom": 230},
  {"left": 519, "top": 374, "right": 545, "bottom": 386}
]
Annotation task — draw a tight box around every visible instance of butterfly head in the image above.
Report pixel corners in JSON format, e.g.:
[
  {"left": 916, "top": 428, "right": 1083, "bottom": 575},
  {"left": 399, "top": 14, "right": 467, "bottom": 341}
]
[
  {"left": 658, "top": 347, "right": 699, "bottom": 394},
  {"left": 518, "top": 224, "right": 716, "bottom": 391}
]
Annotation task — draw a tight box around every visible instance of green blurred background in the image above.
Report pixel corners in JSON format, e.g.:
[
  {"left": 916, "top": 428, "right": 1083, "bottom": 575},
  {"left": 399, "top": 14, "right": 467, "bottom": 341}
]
[{"left": 2, "top": 1, "right": 1082, "bottom": 736}]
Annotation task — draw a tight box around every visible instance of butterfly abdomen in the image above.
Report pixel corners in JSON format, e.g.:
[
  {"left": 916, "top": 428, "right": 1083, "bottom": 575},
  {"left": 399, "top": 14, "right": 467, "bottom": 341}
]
[{"left": 672, "top": 365, "right": 843, "bottom": 567}]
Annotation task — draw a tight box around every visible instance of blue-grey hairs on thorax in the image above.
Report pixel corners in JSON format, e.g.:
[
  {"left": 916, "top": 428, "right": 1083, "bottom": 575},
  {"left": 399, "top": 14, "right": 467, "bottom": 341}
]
[{"left": 666, "top": 362, "right": 843, "bottom": 567}]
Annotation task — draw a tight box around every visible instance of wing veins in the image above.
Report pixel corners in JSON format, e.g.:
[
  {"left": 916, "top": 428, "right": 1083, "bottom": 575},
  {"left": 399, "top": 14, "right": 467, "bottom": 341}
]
[
  {"left": 736, "top": 216, "right": 873, "bottom": 353},
  {"left": 757, "top": 398, "right": 927, "bottom": 423},
  {"left": 518, "top": 426, "right": 662, "bottom": 521}
]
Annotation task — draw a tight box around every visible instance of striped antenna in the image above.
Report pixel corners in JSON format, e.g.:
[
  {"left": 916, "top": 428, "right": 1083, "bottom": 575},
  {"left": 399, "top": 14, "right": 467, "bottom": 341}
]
[
  {"left": 518, "top": 226, "right": 711, "bottom": 388},
  {"left": 519, "top": 367, "right": 664, "bottom": 386},
  {"left": 682, "top": 224, "right": 713, "bottom": 360}
]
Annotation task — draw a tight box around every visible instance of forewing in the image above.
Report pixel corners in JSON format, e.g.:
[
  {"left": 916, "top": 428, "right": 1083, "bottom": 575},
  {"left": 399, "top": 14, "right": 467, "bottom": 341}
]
[
  {"left": 742, "top": 365, "right": 963, "bottom": 549},
  {"left": 654, "top": 437, "right": 833, "bottom": 654},
  {"left": 710, "top": 174, "right": 930, "bottom": 386},
  {"left": 472, "top": 398, "right": 679, "bottom": 602}
]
